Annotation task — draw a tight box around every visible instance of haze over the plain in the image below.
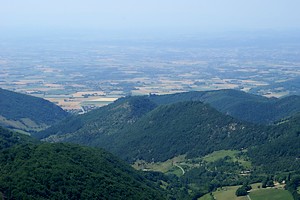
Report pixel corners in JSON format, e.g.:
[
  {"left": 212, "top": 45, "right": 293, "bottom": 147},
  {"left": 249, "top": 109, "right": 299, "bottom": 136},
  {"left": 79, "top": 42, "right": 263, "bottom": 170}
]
[{"left": 1, "top": 0, "right": 300, "bottom": 37}]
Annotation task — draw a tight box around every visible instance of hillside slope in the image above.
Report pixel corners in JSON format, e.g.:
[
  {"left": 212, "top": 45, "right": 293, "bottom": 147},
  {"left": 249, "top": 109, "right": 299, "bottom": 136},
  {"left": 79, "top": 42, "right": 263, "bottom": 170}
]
[
  {"left": 0, "top": 126, "right": 166, "bottom": 199},
  {"left": 0, "top": 88, "right": 68, "bottom": 133}
]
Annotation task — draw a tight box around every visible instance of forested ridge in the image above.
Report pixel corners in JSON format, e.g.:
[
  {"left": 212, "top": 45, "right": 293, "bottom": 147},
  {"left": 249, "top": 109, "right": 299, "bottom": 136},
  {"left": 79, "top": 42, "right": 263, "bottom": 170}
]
[{"left": 148, "top": 89, "right": 300, "bottom": 124}]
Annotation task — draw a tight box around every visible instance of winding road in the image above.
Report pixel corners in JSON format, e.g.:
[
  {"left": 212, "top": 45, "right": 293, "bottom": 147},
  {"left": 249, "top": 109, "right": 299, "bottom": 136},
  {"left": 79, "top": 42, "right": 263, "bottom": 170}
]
[{"left": 174, "top": 163, "right": 185, "bottom": 175}]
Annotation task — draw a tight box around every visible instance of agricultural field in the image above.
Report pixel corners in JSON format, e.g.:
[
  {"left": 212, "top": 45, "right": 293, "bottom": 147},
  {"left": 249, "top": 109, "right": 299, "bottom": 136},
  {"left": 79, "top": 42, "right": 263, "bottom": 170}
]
[
  {"left": 133, "top": 155, "right": 186, "bottom": 176},
  {"left": 203, "top": 183, "right": 293, "bottom": 200},
  {"left": 203, "top": 150, "right": 251, "bottom": 169},
  {"left": 198, "top": 193, "right": 214, "bottom": 200},
  {"left": 212, "top": 185, "right": 248, "bottom": 200},
  {"left": 249, "top": 188, "right": 293, "bottom": 200}
]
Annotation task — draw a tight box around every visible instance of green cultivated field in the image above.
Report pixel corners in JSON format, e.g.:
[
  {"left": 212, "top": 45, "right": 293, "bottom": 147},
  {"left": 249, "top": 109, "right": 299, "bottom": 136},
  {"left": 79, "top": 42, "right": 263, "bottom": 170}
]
[
  {"left": 249, "top": 189, "right": 293, "bottom": 200},
  {"left": 203, "top": 150, "right": 238, "bottom": 162},
  {"left": 205, "top": 184, "right": 292, "bottom": 200},
  {"left": 203, "top": 150, "right": 251, "bottom": 169},
  {"left": 212, "top": 186, "right": 248, "bottom": 200}
]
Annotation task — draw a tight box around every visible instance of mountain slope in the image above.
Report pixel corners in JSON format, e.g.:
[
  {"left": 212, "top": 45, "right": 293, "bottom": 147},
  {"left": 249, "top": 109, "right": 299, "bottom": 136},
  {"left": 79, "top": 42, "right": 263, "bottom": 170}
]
[
  {"left": 0, "top": 126, "right": 166, "bottom": 199},
  {"left": 149, "top": 89, "right": 300, "bottom": 124},
  {"left": 0, "top": 88, "right": 68, "bottom": 133}
]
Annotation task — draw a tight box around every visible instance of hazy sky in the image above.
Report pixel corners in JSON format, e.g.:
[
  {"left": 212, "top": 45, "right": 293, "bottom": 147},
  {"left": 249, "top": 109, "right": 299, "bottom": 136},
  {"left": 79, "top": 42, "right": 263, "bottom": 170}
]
[{"left": 1, "top": 0, "right": 300, "bottom": 35}]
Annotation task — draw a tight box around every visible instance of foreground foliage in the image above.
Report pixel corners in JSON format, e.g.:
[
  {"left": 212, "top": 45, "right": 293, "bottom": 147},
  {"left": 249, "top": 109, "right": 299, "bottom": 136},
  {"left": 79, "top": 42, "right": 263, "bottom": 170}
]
[{"left": 0, "top": 127, "right": 167, "bottom": 199}]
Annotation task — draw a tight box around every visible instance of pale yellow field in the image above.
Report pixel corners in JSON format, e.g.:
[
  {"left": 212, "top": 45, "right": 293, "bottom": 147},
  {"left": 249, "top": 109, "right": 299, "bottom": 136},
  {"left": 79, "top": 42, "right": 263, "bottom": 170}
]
[
  {"left": 72, "top": 91, "right": 105, "bottom": 98},
  {"left": 87, "top": 97, "right": 118, "bottom": 102},
  {"left": 45, "top": 98, "right": 82, "bottom": 110}
]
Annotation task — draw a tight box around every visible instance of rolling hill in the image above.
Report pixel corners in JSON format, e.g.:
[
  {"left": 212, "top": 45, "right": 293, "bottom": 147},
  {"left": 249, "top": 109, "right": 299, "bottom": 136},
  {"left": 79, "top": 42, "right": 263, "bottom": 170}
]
[{"left": 0, "top": 88, "right": 68, "bottom": 133}]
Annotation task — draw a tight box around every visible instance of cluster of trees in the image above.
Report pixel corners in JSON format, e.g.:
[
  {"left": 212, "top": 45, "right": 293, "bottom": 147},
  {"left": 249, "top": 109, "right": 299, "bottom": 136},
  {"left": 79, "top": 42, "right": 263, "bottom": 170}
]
[
  {"left": 262, "top": 177, "right": 275, "bottom": 188},
  {"left": 236, "top": 184, "right": 252, "bottom": 196},
  {"left": 285, "top": 176, "right": 300, "bottom": 200}
]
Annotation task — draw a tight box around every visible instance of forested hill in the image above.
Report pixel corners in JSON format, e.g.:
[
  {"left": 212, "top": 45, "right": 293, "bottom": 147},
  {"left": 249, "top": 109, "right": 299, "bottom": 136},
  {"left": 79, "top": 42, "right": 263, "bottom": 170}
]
[
  {"left": 109, "top": 101, "right": 268, "bottom": 162},
  {"left": 0, "top": 88, "right": 68, "bottom": 133},
  {"left": 148, "top": 89, "right": 300, "bottom": 124},
  {"left": 34, "top": 96, "right": 157, "bottom": 143},
  {"left": 0, "top": 126, "right": 166, "bottom": 199}
]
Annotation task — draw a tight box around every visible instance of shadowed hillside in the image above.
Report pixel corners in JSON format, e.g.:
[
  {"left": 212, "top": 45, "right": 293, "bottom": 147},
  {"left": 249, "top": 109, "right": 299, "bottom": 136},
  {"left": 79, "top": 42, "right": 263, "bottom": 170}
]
[{"left": 0, "top": 88, "right": 68, "bottom": 133}]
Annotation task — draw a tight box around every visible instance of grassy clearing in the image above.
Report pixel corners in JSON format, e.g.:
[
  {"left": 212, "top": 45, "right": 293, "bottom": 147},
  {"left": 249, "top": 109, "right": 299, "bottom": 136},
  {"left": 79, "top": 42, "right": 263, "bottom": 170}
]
[
  {"left": 133, "top": 150, "right": 252, "bottom": 177},
  {"left": 249, "top": 188, "right": 293, "bottom": 200},
  {"left": 203, "top": 150, "right": 238, "bottom": 163},
  {"left": 298, "top": 186, "right": 300, "bottom": 194},
  {"left": 132, "top": 155, "right": 186, "bottom": 175},
  {"left": 213, "top": 185, "right": 248, "bottom": 200},
  {"left": 210, "top": 183, "right": 292, "bottom": 200},
  {"left": 203, "top": 150, "right": 251, "bottom": 169}
]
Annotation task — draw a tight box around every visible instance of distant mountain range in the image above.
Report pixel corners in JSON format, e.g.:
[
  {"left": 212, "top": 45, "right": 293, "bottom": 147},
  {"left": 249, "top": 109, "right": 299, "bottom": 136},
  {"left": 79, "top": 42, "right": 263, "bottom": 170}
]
[{"left": 0, "top": 88, "right": 68, "bottom": 133}]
